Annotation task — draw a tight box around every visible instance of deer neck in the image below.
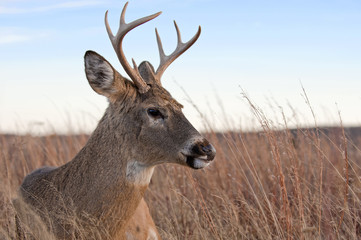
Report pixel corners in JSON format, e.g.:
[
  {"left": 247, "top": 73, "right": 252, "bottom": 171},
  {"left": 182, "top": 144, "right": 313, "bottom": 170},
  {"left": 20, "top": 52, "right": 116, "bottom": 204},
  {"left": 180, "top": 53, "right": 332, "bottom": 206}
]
[{"left": 55, "top": 110, "right": 154, "bottom": 236}]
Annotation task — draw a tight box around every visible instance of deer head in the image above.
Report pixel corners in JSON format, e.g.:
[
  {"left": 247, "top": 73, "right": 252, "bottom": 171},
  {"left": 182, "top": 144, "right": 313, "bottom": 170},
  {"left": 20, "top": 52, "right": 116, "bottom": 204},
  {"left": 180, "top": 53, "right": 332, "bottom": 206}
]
[{"left": 84, "top": 2, "right": 215, "bottom": 171}]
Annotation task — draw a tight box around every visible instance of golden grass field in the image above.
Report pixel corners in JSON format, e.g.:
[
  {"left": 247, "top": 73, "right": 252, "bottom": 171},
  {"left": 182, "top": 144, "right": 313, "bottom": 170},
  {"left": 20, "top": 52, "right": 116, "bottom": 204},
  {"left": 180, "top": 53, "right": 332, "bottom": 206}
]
[{"left": 1, "top": 96, "right": 361, "bottom": 239}]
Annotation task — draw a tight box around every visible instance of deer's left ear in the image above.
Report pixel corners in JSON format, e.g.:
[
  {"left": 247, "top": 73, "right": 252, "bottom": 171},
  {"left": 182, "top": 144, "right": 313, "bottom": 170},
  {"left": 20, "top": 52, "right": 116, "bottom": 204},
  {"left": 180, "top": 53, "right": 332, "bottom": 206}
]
[{"left": 84, "top": 50, "right": 128, "bottom": 99}]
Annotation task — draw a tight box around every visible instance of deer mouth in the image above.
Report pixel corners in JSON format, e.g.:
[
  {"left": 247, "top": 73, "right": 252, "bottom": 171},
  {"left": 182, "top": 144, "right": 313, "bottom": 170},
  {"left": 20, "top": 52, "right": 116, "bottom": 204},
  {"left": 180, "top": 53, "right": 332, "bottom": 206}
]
[
  {"left": 181, "top": 138, "right": 216, "bottom": 169},
  {"left": 185, "top": 155, "right": 211, "bottom": 169}
]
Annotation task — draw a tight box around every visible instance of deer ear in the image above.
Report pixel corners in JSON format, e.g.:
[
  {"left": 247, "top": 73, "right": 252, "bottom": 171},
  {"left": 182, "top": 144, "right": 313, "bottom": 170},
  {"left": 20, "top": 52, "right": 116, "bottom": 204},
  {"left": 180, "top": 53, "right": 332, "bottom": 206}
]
[
  {"left": 84, "top": 50, "right": 124, "bottom": 97},
  {"left": 138, "top": 61, "right": 158, "bottom": 85}
]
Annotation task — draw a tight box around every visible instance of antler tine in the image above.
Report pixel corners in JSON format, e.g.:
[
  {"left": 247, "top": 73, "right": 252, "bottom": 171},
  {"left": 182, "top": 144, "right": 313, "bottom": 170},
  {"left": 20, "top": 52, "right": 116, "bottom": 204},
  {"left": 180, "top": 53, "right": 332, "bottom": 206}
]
[
  {"left": 105, "top": 2, "right": 162, "bottom": 93},
  {"left": 155, "top": 28, "right": 165, "bottom": 61},
  {"left": 155, "top": 21, "right": 201, "bottom": 82}
]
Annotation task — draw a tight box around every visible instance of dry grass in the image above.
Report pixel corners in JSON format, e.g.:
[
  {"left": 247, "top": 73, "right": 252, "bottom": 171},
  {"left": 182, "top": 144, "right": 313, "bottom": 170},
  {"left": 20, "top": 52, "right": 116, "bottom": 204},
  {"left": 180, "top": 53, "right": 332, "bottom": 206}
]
[{"left": 1, "top": 98, "right": 361, "bottom": 239}]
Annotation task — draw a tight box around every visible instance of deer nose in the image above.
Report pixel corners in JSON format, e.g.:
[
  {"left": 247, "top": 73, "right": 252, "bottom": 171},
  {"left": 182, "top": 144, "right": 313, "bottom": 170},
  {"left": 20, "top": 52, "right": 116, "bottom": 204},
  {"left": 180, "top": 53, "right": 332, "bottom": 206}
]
[
  {"left": 192, "top": 140, "right": 216, "bottom": 161},
  {"left": 201, "top": 144, "right": 213, "bottom": 154},
  {"left": 202, "top": 143, "right": 216, "bottom": 161}
]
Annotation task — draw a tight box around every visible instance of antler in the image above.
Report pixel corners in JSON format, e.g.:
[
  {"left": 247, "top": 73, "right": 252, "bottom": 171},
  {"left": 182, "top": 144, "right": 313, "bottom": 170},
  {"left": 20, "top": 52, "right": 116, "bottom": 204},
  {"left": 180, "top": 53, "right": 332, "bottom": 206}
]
[
  {"left": 154, "top": 21, "right": 201, "bottom": 83},
  {"left": 105, "top": 2, "right": 161, "bottom": 93}
]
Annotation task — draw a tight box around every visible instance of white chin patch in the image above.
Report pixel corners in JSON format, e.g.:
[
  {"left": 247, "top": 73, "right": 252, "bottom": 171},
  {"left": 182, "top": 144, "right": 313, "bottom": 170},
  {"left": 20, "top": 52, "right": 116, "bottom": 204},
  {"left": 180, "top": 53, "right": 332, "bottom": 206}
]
[{"left": 193, "top": 157, "right": 210, "bottom": 169}]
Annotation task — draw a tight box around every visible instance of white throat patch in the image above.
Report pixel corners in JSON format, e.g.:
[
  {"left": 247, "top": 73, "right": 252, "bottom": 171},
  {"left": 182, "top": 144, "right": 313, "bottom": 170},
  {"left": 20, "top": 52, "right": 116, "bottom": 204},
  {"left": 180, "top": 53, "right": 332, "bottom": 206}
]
[{"left": 126, "top": 161, "right": 155, "bottom": 185}]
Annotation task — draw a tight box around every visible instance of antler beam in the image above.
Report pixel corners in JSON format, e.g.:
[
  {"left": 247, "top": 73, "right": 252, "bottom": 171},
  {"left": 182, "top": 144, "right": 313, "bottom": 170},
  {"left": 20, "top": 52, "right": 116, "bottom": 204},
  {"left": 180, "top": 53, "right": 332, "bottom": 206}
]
[
  {"left": 105, "top": 2, "right": 161, "bottom": 93},
  {"left": 154, "top": 21, "right": 201, "bottom": 83},
  {"left": 105, "top": 2, "right": 201, "bottom": 90}
]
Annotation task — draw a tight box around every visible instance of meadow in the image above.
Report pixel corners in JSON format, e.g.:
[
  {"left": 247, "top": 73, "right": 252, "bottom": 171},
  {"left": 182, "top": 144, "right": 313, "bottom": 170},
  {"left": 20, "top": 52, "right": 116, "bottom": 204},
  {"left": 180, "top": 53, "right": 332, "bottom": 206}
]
[{"left": 1, "top": 95, "right": 361, "bottom": 239}]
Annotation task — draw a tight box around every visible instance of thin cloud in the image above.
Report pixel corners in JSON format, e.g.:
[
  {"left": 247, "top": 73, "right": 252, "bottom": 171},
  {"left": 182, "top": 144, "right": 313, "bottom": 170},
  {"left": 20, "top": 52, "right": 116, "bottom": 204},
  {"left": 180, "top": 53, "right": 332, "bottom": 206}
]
[
  {"left": 0, "top": 1, "right": 105, "bottom": 14},
  {"left": 0, "top": 34, "right": 31, "bottom": 44},
  {"left": 0, "top": 30, "right": 50, "bottom": 45}
]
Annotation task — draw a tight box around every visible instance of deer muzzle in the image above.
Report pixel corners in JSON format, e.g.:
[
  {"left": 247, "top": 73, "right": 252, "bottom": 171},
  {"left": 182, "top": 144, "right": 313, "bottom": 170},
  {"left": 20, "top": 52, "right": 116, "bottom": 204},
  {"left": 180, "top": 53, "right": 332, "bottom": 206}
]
[{"left": 182, "top": 138, "right": 216, "bottom": 169}]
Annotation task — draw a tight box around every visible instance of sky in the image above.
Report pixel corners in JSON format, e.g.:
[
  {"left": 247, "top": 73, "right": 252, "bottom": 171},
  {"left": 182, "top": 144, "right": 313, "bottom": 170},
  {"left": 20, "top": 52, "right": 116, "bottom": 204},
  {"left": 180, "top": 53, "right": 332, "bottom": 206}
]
[{"left": 1, "top": 0, "right": 361, "bottom": 134}]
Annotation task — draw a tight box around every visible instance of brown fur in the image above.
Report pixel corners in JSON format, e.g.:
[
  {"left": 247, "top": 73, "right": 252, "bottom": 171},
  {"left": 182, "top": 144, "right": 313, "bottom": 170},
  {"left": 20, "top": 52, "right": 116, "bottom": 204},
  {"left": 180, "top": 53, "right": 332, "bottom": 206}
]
[
  {"left": 126, "top": 199, "right": 161, "bottom": 240},
  {"left": 14, "top": 53, "right": 216, "bottom": 239}
]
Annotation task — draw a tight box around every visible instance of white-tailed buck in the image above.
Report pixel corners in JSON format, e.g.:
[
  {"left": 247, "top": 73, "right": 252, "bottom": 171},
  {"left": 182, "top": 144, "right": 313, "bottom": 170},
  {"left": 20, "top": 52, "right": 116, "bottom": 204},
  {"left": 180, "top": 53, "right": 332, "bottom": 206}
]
[{"left": 14, "top": 2, "right": 215, "bottom": 239}]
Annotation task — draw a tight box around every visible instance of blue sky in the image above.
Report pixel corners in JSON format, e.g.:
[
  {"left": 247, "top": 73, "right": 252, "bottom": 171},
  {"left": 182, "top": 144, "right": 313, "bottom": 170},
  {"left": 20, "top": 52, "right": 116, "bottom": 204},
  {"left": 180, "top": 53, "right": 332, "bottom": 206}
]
[{"left": 1, "top": 0, "right": 361, "bottom": 133}]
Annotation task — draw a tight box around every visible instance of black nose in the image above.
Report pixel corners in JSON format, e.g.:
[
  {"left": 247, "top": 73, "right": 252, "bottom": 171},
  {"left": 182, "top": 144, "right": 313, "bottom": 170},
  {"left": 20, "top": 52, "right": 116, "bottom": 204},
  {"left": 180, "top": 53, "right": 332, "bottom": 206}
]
[
  {"left": 201, "top": 144, "right": 213, "bottom": 154},
  {"left": 191, "top": 140, "right": 216, "bottom": 161}
]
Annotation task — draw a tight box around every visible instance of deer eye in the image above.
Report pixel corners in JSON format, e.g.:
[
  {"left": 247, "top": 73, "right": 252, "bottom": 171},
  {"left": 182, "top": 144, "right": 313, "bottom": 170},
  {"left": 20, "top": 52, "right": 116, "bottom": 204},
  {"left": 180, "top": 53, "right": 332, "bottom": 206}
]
[{"left": 147, "top": 108, "right": 164, "bottom": 119}]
